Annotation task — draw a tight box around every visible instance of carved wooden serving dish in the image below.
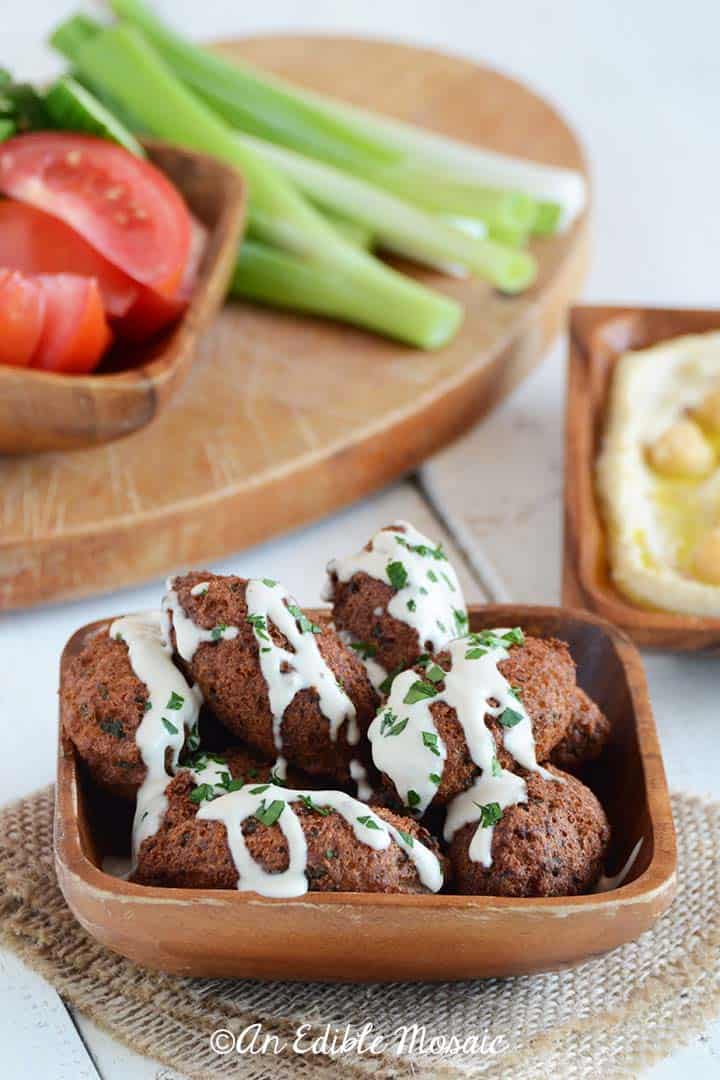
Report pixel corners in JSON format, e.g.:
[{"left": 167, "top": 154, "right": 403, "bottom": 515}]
[
  {"left": 564, "top": 304, "right": 720, "bottom": 650},
  {"left": 55, "top": 604, "right": 676, "bottom": 981}
]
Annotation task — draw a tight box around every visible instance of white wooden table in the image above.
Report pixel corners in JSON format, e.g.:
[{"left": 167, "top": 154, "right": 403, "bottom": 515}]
[{"left": 2, "top": 2, "right": 719, "bottom": 1076}]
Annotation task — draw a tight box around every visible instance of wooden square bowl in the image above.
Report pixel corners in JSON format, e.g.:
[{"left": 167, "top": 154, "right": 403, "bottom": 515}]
[
  {"left": 564, "top": 304, "right": 720, "bottom": 650},
  {"left": 54, "top": 604, "right": 676, "bottom": 981},
  {"left": 0, "top": 141, "right": 246, "bottom": 455}
]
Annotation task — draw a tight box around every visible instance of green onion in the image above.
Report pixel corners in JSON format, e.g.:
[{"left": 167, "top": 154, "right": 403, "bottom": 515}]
[
  {"left": 231, "top": 239, "right": 458, "bottom": 347},
  {"left": 108, "top": 0, "right": 584, "bottom": 233},
  {"left": 51, "top": 18, "right": 463, "bottom": 349},
  {"left": 240, "top": 134, "right": 536, "bottom": 290}
]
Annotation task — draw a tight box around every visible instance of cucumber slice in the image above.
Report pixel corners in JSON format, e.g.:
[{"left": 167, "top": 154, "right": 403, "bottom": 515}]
[{"left": 44, "top": 76, "right": 145, "bottom": 157}]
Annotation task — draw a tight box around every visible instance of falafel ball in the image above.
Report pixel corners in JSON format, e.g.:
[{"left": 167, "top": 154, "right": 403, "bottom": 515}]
[
  {"left": 165, "top": 572, "right": 377, "bottom": 782},
  {"left": 326, "top": 522, "right": 466, "bottom": 679},
  {"left": 132, "top": 772, "right": 446, "bottom": 893},
  {"left": 550, "top": 687, "right": 612, "bottom": 774},
  {"left": 375, "top": 635, "right": 577, "bottom": 809},
  {"left": 448, "top": 766, "right": 610, "bottom": 897},
  {"left": 62, "top": 627, "right": 149, "bottom": 799}
]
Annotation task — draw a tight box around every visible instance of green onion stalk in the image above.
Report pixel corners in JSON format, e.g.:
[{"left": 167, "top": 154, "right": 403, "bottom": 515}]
[
  {"left": 51, "top": 18, "right": 462, "bottom": 349},
  {"left": 106, "top": 0, "right": 557, "bottom": 237}
]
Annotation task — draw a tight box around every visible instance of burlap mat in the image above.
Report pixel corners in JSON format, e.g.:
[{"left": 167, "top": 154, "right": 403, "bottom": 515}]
[{"left": 1, "top": 787, "right": 718, "bottom": 1079}]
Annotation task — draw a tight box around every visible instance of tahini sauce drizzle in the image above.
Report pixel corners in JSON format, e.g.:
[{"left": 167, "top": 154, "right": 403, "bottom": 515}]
[
  {"left": 162, "top": 577, "right": 239, "bottom": 661},
  {"left": 163, "top": 576, "right": 359, "bottom": 769},
  {"left": 245, "top": 578, "right": 359, "bottom": 750},
  {"left": 326, "top": 521, "right": 468, "bottom": 660},
  {"left": 369, "top": 629, "right": 552, "bottom": 866},
  {"left": 109, "top": 612, "right": 202, "bottom": 861},
  {"left": 191, "top": 781, "right": 443, "bottom": 897}
]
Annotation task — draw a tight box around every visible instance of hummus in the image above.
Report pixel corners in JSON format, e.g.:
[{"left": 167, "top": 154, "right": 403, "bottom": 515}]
[{"left": 597, "top": 332, "right": 720, "bottom": 616}]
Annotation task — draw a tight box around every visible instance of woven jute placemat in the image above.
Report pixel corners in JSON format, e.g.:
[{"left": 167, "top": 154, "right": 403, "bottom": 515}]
[{"left": 1, "top": 787, "right": 718, "bottom": 1079}]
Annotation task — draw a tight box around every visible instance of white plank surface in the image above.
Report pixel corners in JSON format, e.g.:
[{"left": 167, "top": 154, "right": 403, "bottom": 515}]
[{"left": 3, "top": 2, "right": 720, "bottom": 1078}]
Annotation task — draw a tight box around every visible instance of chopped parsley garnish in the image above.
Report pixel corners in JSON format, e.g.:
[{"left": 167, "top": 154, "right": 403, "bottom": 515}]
[
  {"left": 357, "top": 814, "right": 381, "bottom": 831},
  {"left": 218, "top": 771, "right": 244, "bottom": 793},
  {"left": 427, "top": 569, "right": 438, "bottom": 583},
  {"left": 287, "top": 604, "right": 322, "bottom": 635},
  {"left": 419, "top": 586, "right": 429, "bottom": 596},
  {"left": 349, "top": 641, "right": 377, "bottom": 660},
  {"left": 166, "top": 691, "right": 184, "bottom": 711},
  {"left": 261, "top": 578, "right": 277, "bottom": 587},
  {"left": 425, "top": 663, "right": 445, "bottom": 684},
  {"left": 161, "top": 717, "right": 179, "bottom": 736},
  {"left": 465, "top": 647, "right": 487, "bottom": 660},
  {"left": 185, "top": 722, "right": 201, "bottom": 753},
  {"left": 403, "top": 679, "right": 438, "bottom": 705},
  {"left": 249, "top": 784, "right": 270, "bottom": 795},
  {"left": 255, "top": 799, "right": 285, "bottom": 827},
  {"left": 436, "top": 619, "right": 447, "bottom": 633},
  {"left": 397, "top": 829, "right": 414, "bottom": 847},
  {"left": 491, "top": 755, "right": 503, "bottom": 777},
  {"left": 143, "top": 700, "right": 152, "bottom": 713},
  {"left": 395, "top": 536, "right": 447, "bottom": 561},
  {"left": 476, "top": 801, "right": 503, "bottom": 828},
  {"left": 114, "top": 632, "right": 125, "bottom": 643},
  {"left": 298, "top": 794, "right": 332, "bottom": 816},
  {"left": 269, "top": 766, "right": 286, "bottom": 786},
  {"left": 380, "top": 709, "right": 398, "bottom": 734},
  {"left": 499, "top": 708, "right": 524, "bottom": 729},
  {"left": 261, "top": 646, "right": 271, "bottom": 653},
  {"left": 189, "top": 783, "right": 216, "bottom": 804},
  {"left": 211, "top": 623, "right": 229, "bottom": 641},
  {"left": 442, "top": 572, "right": 457, "bottom": 592},
  {"left": 422, "top": 731, "right": 441, "bottom": 756},
  {"left": 406, "top": 598, "right": 417, "bottom": 612},
  {"left": 246, "top": 614, "right": 269, "bottom": 641},
  {"left": 385, "top": 716, "right": 408, "bottom": 736},
  {"left": 429, "top": 773, "right": 442, "bottom": 786},
  {"left": 386, "top": 560, "right": 408, "bottom": 591},
  {"left": 503, "top": 627, "right": 525, "bottom": 646},
  {"left": 407, "top": 789, "right": 421, "bottom": 808},
  {"left": 453, "top": 608, "right": 468, "bottom": 632},
  {"left": 325, "top": 848, "right": 337, "bottom": 859},
  {"left": 99, "top": 718, "right": 124, "bottom": 739}
]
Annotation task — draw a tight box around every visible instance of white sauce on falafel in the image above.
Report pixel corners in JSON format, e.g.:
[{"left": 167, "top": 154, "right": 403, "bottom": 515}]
[
  {"left": 326, "top": 522, "right": 468, "bottom": 662},
  {"left": 192, "top": 781, "right": 443, "bottom": 897},
  {"left": 109, "top": 612, "right": 202, "bottom": 862},
  {"left": 162, "top": 578, "right": 239, "bottom": 661},
  {"left": 245, "top": 578, "right": 360, "bottom": 751},
  {"left": 369, "top": 628, "right": 552, "bottom": 867}
]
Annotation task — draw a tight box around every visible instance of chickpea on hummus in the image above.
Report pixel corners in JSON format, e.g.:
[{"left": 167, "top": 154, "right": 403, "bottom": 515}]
[{"left": 597, "top": 332, "right": 720, "bottom": 616}]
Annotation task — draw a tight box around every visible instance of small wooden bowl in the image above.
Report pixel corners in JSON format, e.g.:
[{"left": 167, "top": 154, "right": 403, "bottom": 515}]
[
  {"left": 55, "top": 604, "right": 676, "bottom": 981},
  {"left": 0, "top": 141, "right": 246, "bottom": 455},
  {"left": 564, "top": 304, "right": 720, "bottom": 650}
]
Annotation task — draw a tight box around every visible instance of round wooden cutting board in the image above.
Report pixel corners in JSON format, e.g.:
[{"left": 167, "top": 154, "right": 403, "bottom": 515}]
[{"left": 0, "top": 37, "right": 589, "bottom": 611}]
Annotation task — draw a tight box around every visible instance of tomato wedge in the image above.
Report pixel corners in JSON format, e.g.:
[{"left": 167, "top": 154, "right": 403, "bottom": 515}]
[
  {"left": 0, "top": 268, "right": 46, "bottom": 367},
  {"left": 115, "top": 217, "right": 206, "bottom": 341},
  {"left": 0, "top": 133, "right": 191, "bottom": 296},
  {"left": 32, "top": 274, "right": 111, "bottom": 374},
  {"left": 0, "top": 199, "right": 138, "bottom": 317}
]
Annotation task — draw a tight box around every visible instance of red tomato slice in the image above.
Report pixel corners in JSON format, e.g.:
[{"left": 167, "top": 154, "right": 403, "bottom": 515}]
[
  {"left": 115, "top": 217, "right": 206, "bottom": 341},
  {"left": 0, "top": 268, "right": 46, "bottom": 367},
  {"left": 0, "top": 199, "right": 138, "bottom": 317},
  {"left": 32, "top": 274, "right": 111, "bottom": 374},
  {"left": 0, "top": 133, "right": 191, "bottom": 296}
]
